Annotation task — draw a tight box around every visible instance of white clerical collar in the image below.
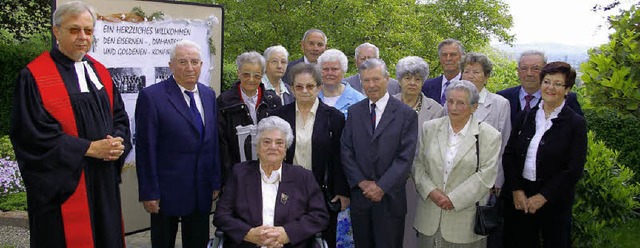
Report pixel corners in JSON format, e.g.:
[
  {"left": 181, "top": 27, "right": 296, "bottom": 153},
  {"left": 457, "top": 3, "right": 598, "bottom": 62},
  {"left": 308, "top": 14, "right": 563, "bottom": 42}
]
[{"left": 74, "top": 61, "right": 103, "bottom": 92}]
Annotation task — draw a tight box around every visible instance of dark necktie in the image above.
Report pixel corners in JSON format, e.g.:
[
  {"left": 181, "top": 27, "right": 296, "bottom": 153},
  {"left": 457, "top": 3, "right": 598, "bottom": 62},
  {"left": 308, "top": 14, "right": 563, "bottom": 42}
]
[
  {"left": 184, "top": 90, "right": 204, "bottom": 139},
  {"left": 370, "top": 103, "right": 377, "bottom": 132},
  {"left": 524, "top": 94, "right": 534, "bottom": 111},
  {"left": 440, "top": 81, "right": 451, "bottom": 105}
]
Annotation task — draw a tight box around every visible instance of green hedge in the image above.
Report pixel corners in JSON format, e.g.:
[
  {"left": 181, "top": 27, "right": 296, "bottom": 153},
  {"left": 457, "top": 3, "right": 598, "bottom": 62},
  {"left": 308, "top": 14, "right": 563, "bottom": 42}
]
[
  {"left": 0, "top": 33, "right": 51, "bottom": 136},
  {"left": 572, "top": 131, "right": 640, "bottom": 247},
  {"left": 585, "top": 108, "right": 640, "bottom": 184}
]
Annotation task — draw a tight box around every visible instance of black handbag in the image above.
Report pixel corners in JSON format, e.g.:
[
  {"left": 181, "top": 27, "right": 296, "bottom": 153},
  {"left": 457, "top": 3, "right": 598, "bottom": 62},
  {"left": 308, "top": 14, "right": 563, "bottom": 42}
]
[{"left": 472, "top": 134, "right": 503, "bottom": 236}]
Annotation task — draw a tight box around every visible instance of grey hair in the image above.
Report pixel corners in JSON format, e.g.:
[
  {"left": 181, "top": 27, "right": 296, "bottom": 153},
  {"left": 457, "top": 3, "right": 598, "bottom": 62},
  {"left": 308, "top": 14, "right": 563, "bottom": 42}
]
[
  {"left": 236, "top": 51, "right": 266, "bottom": 74},
  {"left": 355, "top": 42, "right": 379, "bottom": 59},
  {"left": 301, "top": 29, "right": 328, "bottom": 44},
  {"left": 395, "top": 56, "right": 429, "bottom": 80},
  {"left": 518, "top": 50, "right": 547, "bottom": 67},
  {"left": 446, "top": 79, "right": 480, "bottom": 105},
  {"left": 53, "top": 1, "right": 97, "bottom": 27},
  {"left": 289, "top": 63, "right": 322, "bottom": 86},
  {"left": 461, "top": 52, "right": 493, "bottom": 78},
  {"left": 256, "top": 116, "right": 294, "bottom": 149},
  {"left": 170, "top": 40, "right": 202, "bottom": 61},
  {"left": 263, "top": 45, "right": 289, "bottom": 62},
  {"left": 358, "top": 58, "right": 389, "bottom": 77},
  {"left": 317, "top": 49, "right": 348, "bottom": 73},
  {"left": 437, "top": 38, "right": 465, "bottom": 56}
]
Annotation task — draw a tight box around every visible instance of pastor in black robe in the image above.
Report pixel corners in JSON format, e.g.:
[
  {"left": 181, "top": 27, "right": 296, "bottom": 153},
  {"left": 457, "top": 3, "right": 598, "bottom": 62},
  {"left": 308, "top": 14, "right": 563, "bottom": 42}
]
[{"left": 10, "top": 48, "right": 132, "bottom": 248}]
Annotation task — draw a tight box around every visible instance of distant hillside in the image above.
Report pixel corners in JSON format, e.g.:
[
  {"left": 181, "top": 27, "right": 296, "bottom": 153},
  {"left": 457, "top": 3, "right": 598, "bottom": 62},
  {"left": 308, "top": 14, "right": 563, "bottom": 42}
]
[{"left": 492, "top": 42, "right": 596, "bottom": 68}]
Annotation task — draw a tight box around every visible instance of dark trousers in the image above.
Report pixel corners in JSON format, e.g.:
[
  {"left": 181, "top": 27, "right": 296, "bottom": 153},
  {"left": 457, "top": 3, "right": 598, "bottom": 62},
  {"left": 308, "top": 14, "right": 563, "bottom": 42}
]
[
  {"left": 150, "top": 212, "right": 209, "bottom": 248},
  {"left": 502, "top": 181, "right": 572, "bottom": 248},
  {"left": 350, "top": 191, "right": 405, "bottom": 248}
]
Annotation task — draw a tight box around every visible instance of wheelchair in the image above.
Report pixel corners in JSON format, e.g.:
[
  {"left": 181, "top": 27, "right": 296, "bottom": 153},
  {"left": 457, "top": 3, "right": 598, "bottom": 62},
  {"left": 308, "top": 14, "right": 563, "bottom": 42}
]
[{"left": 207, "top": 230, "right": 328, "bottom": 248}]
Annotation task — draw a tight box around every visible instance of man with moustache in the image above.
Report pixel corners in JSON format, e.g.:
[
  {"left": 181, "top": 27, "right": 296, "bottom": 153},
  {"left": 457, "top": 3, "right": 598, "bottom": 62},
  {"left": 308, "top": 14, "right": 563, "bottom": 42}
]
[
  {"left": 283, "top": 29, "right": 327, "bottom": 84},
  {"left": 421, "top": 38, "right": 465, "bottom": 105},
  {"left": 10, "top": 1, "right": 131, "bottom": 247}
]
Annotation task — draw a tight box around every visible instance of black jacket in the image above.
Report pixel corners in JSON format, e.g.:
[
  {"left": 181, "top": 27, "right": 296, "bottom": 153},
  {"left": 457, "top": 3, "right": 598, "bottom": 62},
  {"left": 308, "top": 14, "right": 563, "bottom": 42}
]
[
  {"left": 217, "top": 81, "right": 281, "bottom": 179},
  {"left": 502, "top": 103, "right": 587, "bottom": 208},
  {"left": 271, "top": 100, "right": 350, "bottom": 197}
]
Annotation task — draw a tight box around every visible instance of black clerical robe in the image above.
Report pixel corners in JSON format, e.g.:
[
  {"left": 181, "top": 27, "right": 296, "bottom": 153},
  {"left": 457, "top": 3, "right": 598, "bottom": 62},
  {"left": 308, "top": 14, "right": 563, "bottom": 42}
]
[{"left": 10, "top": 48, "right": 132, "bottom": 248}]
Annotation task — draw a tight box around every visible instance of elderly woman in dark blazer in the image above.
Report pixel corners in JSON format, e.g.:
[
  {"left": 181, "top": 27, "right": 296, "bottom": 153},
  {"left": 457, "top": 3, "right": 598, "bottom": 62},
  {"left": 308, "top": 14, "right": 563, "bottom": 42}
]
[
  {"left": 394, "top": 56, "right": 444, "bottom": 248},
  {"left": 502, "top": 61, "right": 587, "bottom": 248},
  {"left": 217, "top": 51, "right": 282, "bottom": 178},
  {"left": 213, "top": 116, "right": 329, "bottom": 248},
  {"left": 271, "top": 63, "right": 349, "bottom": 248}
]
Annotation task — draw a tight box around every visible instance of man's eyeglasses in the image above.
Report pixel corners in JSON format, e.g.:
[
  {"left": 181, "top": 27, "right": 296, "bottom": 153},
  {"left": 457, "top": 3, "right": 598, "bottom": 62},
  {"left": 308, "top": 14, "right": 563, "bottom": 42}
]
[{"left": 61, "top": 26, "right": 94, "bottom": 36}]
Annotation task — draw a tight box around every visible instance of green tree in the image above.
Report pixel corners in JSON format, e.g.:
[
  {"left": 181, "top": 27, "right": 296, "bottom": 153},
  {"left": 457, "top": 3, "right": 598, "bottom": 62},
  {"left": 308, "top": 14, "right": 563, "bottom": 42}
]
[
  {"left": 580, "top": 5, "right": 640, "bottom": 117},
  {"left": 0, "top": 0, "right": 50, "bottom": 42},
  {"left": 198, "top": 0, "right": 513, "bottom": 78}
]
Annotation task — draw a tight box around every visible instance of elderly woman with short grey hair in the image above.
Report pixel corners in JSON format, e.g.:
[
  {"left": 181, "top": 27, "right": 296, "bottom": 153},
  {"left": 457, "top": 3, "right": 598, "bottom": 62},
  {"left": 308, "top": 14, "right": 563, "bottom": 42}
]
[
  {"left": 461, "top": 52, "right": 511, "bottom": 195},
  {"left": 263, "top": 45, "right": 294, "bottom": 105},
  {"left": 413, "top": 80, "right": 501, "bottom": 248},
  {"left": 394, "top": 56, "right": 444, "bottom": 248},
  {"left": 317, "top": 49, "right": 365, "bottom": 119},
  {"left": 214, "top": 116, "right": 329, "bottom": 248},
  {"left": 218, "top": 51, "right": 282, "bottom": 179}
]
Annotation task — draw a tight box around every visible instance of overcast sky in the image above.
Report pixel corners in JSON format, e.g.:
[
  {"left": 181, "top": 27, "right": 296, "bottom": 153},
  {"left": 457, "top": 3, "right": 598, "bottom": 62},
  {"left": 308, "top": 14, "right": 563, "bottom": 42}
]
[{"left": 497, "top": 0, "right": 635, "bottom": 47}]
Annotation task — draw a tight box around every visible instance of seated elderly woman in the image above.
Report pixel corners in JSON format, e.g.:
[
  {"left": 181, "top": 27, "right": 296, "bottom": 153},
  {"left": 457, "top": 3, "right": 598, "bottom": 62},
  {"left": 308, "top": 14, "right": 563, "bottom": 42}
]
[
  {"left": 394, "top": 56, "right": 444, "bottom": 248},
  {"left": 213, "top": 116, "right": 329, "bottom": 248},
  {"left": 502, "top": 62, "right": 587, "bottom": 248},
  {"left": 460, "top": 52, "right": 511, "bottom": 193},
  {"left": 413, "top": 80, "right": 501, "bottom": 248},
  {"left": 218, "top": 51, "right": 282, "bottom": 178},
  {"left": 317, "top": 49, "right": 365, "bottom": 119},
  {"left": 263, "top": 45, "right": 295, "bottom": 105}
]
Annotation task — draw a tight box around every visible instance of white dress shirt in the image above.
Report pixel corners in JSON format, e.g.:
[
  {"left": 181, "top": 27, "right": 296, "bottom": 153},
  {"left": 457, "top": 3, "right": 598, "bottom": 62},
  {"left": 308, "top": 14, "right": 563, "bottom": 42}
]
[
  {"left": 241, "top": 89, "right": 259, "bottom": 124},
  {"left": 518, "top": 87, "right": 542, "bottom": 110},
  {"left": 369, "top": 92, "right": 390, "bottom": 129},
  {"left": 177, "top": 81, "right": 205, "bottom": 125},
  {"left": 522, "top": 100, "right": 565, "bottom": 181},
  {"left": 443, "top": 117, "right": 472, "bottom": 191},
  {"left": 260, "top": 165, "right": 282, "bottom": 227},
  {"left": 440, "top": 73, "right": 461, "bottom": 97},
  {"left": 293, "top": 98, "right": 319, "bottom": 170}
]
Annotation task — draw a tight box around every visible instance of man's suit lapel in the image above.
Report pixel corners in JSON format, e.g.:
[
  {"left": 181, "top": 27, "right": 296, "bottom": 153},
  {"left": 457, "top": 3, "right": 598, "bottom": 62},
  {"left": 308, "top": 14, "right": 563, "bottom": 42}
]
[
  {"left": 164, "top": 78, "right": 199, "bottom": 134},
  {"left": 372, "top": 97, "right": 399, "bottom": 140},
  {"left": 199, "top": 84, "right": 214, "bottom": 142},
  {"left": 354, "top": 101, "right": 375, "bottom": 137}
]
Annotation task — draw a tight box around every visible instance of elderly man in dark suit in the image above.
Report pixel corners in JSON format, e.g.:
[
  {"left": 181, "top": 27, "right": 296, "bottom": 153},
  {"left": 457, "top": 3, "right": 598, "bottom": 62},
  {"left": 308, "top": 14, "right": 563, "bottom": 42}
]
[
  {"left": 497, "top": 50, "right": 583, "bottom": 126},
  {"left": 341, "top": 58, "right": 418, "bottom": 247},
  {"left": 421, "top": 38, "right": 465, "bottom": 105},
  {"left": 344, "top": 42, "right": 401, "bottom": 95},
  {"left": 135, "top": 40, "right": 222, "bottom": 247},
  {"left": 282, "top": 29, "right": 327, "bottom": 84}
]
